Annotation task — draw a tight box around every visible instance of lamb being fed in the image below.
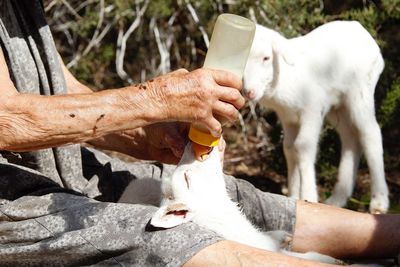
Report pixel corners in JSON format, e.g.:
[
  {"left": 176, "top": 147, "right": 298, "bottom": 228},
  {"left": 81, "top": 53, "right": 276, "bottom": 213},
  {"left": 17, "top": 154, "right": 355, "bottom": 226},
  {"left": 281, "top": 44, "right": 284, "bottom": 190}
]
[
  {"left": 243, "top": 21, "right": 389, "bottom": 213},
  {"left": 150, "top": 142, "right": 339, "bottom": 264}
]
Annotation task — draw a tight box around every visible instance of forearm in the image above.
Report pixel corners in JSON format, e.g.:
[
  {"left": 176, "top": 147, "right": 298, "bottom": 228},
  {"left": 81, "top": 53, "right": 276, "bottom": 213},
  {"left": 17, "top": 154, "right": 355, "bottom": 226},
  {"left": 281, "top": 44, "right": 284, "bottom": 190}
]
[
  {"left": 86, "top": 130, "right": 151, "bottom": 159},
  {"left": 0, "top": 87, "right": 159, "bottom": 151},
  {"left": 184, "top": 240, "right": 340, "bottom": 267},
  {"left": 61, "top": 60, "right": 140, "bottom": 154},
  {"left": 293, "top": 201, "right": 400, "bottom": 259}
]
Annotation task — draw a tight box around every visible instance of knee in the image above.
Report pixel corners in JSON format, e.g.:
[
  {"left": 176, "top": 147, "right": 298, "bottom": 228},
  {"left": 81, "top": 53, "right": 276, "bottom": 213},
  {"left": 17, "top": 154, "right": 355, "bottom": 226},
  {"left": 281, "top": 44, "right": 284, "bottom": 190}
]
[{"left": 293, "top": 137, "right": 317, "bottom": 158}]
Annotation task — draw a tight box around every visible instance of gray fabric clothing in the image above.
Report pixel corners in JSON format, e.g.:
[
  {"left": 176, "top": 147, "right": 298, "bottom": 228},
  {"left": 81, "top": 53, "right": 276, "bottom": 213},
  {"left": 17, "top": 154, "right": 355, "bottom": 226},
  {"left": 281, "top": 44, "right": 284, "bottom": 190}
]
[
  {"left": 0, "top": 147, "right": 296, "bottom": 266},
  {"left": 0, "top": 152, "right": 223, "bottom": 267},
  {"left": 0, "top": 0, "right": 296, "bottom": 266},
  {"left": 81, "top": 147, "right": 296, "bottom": 233},
  {"left": 0, "top": 0, "right": 99, "bottom": 198}
]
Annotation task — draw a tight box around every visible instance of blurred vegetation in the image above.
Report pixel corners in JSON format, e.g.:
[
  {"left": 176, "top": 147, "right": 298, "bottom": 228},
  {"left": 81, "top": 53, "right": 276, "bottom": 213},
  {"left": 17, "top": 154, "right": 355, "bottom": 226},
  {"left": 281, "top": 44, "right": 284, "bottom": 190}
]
[{"left": 45, "top": 0, "right": 399, "bottom": 211}]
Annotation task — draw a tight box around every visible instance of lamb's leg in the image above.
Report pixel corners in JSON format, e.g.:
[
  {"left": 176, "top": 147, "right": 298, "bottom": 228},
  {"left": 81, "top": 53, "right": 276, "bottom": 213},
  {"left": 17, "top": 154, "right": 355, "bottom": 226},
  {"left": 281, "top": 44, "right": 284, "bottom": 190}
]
[
  {"left": 282, "top": 122, "right": 301, "bottom": 199},
  {"left": 344, "top": 89, "right": 389, "bottom": 213},
  {"left": 325, "top": 110, "right": 362, "bottom": 207},
  {"left": 293, "top": 114, "right": 323, "bottom": 202},
  {"left": 357, "top": 117, "right": 389, "bottom": 213}
]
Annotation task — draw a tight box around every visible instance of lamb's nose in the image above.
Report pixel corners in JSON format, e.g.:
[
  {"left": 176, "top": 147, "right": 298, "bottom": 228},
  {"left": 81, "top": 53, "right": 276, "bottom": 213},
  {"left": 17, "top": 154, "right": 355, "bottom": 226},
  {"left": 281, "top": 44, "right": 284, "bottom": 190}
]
[{"left": 244, "top": 89, "right": 256, "bottom": 100}]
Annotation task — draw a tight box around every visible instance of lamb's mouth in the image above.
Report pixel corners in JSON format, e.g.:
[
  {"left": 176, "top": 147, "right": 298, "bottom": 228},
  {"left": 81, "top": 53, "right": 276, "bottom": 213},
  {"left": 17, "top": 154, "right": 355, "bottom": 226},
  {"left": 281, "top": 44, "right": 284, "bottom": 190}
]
[
  {"left": 192, "top": 142, "right": 213, "bottom": 161},
  {"left": 166, "top": 209, "right": 189, "bottom": 218}
]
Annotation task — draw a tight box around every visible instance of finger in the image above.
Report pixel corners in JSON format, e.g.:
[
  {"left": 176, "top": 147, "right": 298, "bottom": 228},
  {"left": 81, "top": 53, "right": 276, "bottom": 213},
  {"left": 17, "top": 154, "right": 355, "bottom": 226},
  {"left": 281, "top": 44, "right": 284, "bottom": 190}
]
[
  {"left": 207, "top": 69, "right": 243, "bottom": 90},
  {"left": 213, "top": 101, "right": 240, "bottom": 123},
  {"left": 217, "top": 86, "right": 246, "bottom": 109},
  {"left": 203, "top": 117, "right": 222, "bottom": 138}
]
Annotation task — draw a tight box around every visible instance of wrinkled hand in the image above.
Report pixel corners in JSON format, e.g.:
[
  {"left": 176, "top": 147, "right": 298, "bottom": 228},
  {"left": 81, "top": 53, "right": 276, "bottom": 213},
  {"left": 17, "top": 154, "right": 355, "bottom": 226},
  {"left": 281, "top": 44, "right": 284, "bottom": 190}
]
[{"left": 146, "top": 68, "right": 245, "bottom": 137}]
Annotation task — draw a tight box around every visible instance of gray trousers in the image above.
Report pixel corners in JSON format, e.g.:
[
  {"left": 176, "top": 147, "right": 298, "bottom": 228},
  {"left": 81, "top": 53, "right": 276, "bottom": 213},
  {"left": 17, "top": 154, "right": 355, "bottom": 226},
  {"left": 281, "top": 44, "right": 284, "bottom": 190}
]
[{"left": 0, "top": 148, "right": 296, "bottom": 266}]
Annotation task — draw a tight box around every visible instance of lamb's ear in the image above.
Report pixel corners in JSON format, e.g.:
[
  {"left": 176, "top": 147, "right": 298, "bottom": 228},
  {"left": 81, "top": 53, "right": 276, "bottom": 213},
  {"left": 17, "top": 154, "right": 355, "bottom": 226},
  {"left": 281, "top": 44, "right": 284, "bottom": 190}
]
[
  {"left": 150, "top": 202, "right": 194, "bottom": 229},
  {"left": 272, "top": 37, "right": 295, "bottom": 66}
]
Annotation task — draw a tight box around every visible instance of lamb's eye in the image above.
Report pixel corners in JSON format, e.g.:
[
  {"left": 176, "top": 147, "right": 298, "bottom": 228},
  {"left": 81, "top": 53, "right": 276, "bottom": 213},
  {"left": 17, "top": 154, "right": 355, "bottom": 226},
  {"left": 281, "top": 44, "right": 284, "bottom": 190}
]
[{"left": 263, "top": 56, "right": 270, "bottom": 62}]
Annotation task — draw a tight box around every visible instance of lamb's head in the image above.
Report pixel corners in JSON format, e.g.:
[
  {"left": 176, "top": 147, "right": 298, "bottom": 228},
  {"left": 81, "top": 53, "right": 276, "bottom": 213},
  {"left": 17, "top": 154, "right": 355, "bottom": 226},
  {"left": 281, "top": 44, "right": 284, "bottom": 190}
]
[
  {"left": 150, "top": 141, "right": 225, "bottom": 228},
  {"left": 243, "top": 25, "right": 275, "bottom": 101},
  {"left": 243, "top": 24, "right": 293, "bottom": 101}
]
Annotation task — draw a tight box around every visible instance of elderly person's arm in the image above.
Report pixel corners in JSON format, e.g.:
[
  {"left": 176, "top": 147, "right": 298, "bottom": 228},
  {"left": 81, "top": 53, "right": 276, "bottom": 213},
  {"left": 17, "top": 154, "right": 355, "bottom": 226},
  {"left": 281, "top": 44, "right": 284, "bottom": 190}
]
[
  {"left": 59, "top": 55, "right": 233, "bottom": 163},
  {"left": 185, "top": 240, "right": 340, "bottom": 267},
  {"left": 0, "top": 50, "right": 243, "bottom": 163},
  {"left": 186, "top": 200, "right": 400, "bottom": 266}
]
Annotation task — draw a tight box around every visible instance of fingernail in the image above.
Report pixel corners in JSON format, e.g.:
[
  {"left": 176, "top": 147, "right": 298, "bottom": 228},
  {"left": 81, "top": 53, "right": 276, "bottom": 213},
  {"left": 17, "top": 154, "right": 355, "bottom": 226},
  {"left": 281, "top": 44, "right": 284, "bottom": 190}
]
[{"left": 211, "top": 130, "right": 221, "bottom": 137}]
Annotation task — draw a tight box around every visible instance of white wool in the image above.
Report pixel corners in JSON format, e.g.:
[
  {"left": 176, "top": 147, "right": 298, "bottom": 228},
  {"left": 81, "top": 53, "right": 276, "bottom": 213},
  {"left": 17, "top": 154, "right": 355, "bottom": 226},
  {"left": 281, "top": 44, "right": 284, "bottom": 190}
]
[
  {"left": 151, "top": 142, "right": 339, "bottom": 264},
  {"left": 153, "top": 143, "right": 281, "bottom": 250},
  {"left": 243, "top": 21, "right": 389, "bottom": 213}
]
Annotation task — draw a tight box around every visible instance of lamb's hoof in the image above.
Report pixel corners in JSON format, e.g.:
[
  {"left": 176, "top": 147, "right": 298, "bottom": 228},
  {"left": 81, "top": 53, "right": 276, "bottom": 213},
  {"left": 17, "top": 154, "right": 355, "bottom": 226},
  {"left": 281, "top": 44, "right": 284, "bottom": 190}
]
[
  {"left": 369, "top": 192, "right": 389, "bottom": 214},
  {"left": 324, "top": 193, "right": 348, "bottom": 208}
]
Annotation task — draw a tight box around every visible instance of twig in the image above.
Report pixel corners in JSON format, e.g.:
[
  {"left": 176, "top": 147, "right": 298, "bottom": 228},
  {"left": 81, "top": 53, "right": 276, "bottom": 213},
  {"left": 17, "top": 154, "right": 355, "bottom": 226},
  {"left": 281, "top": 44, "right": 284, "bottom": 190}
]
[
  {"left": 44, "top": 0, "right": 58, "bottom": 12},
  {"left": 225, "top": 156, "right": 247, "bottom": 163},
  {"left": 151, "top": 18, "right": 171, "bottom": 74},
  {"left": 185, "top": 0, "right": 209, "bottom": 48},
  {"left": 115, "top": 0, "right": 150, "bottom": 83},
  {"left": 60, "top": 0, "right": 82, "bottom": 19},
  {"left": 67, "top": 0, "right": 108, "bottom": 68},
  {"left": 238, "top": 113, "right": 249, "bottom": 149},
  {"left": 249, "top": 7, "right": 257, "bottom": 23}
]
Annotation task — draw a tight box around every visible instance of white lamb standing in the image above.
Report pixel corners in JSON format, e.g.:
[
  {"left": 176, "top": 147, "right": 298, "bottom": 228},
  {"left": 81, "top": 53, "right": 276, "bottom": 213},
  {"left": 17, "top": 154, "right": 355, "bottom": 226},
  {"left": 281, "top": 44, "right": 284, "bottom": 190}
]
[
  {"left": 243, "top": 21, "right": 389, "bottom": 213},
  {"left": 150, "top": 142, "right": 340, "bottom": 264}
]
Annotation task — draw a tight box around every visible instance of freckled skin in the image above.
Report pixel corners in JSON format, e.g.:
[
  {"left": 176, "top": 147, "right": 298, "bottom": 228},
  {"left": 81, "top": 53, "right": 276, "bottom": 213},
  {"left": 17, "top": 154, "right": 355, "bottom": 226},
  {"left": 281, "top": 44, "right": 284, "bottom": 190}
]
[
  {"left": 95, "top": 114, "right": 105, "bottom": 123},
  {"left": 0, "top": 50, "right": 244, "bottom": 160},
  {"left": 92, "top": 126, "right": 97, "bottom": 136}
]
